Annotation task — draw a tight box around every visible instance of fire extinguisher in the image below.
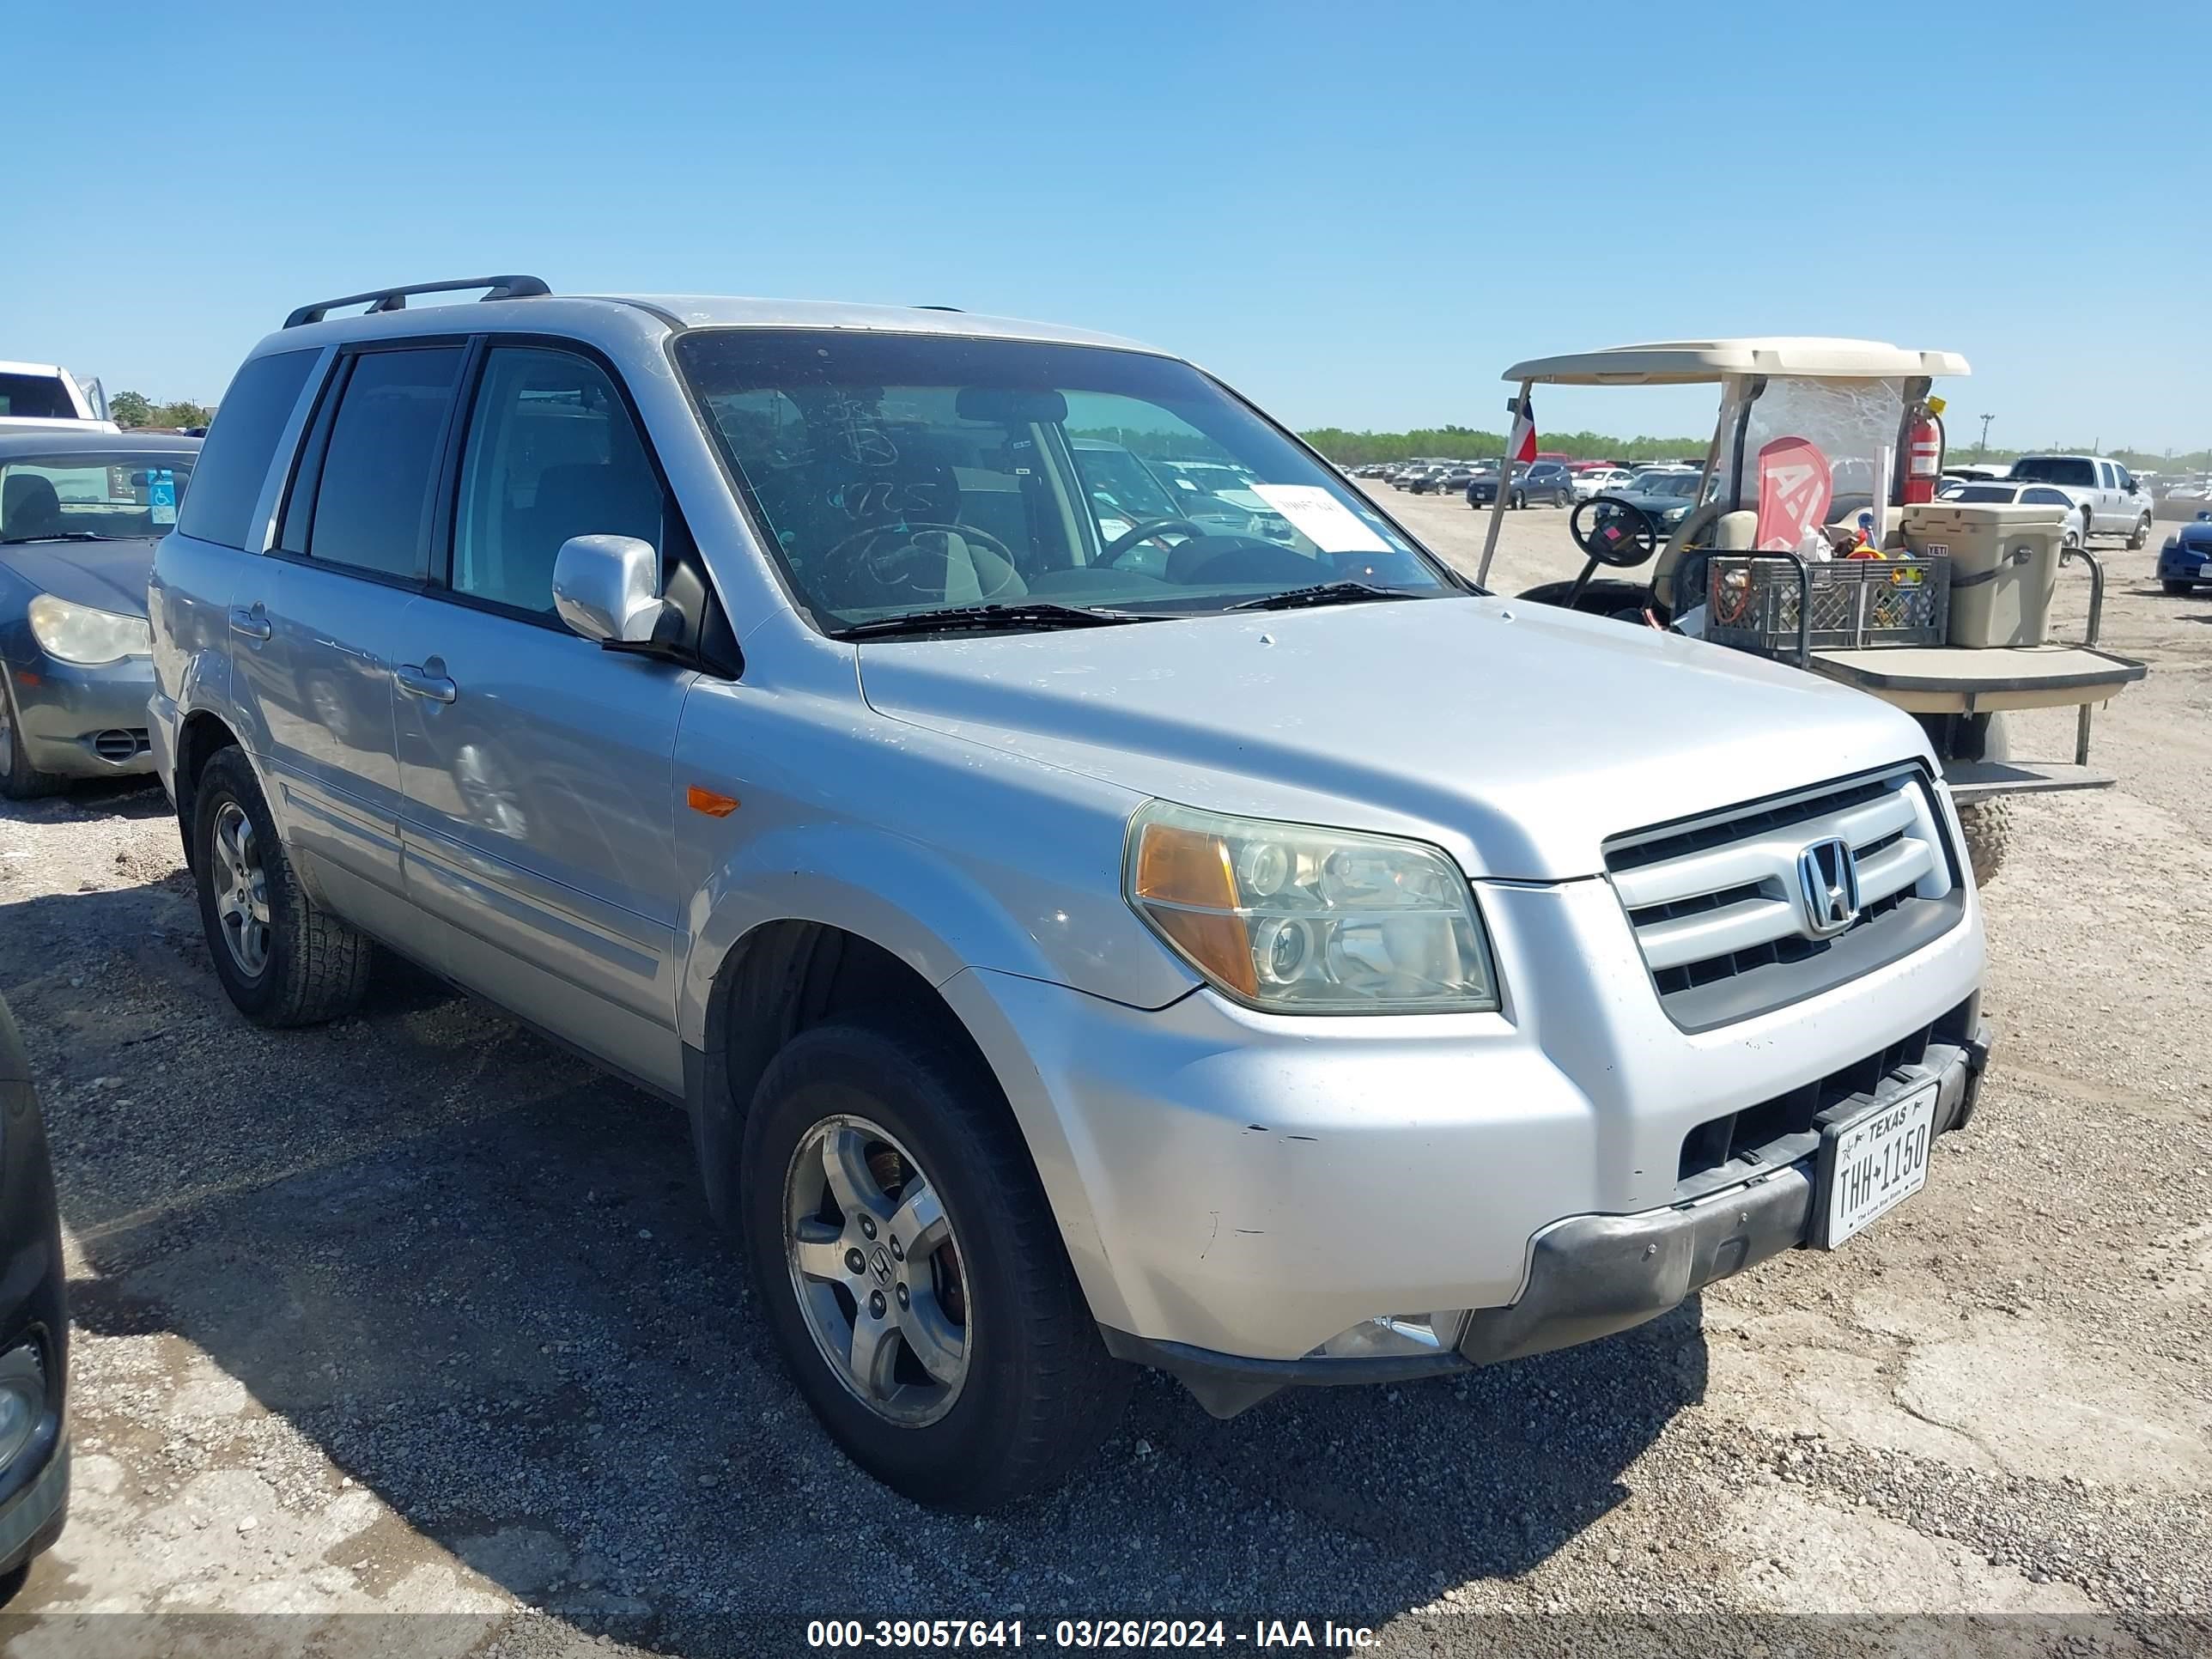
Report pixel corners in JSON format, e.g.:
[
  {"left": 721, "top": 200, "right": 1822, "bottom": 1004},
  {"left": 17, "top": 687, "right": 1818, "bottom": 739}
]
[{"left": 1904, "top": 396, "right": 1947, "bottom": 505}]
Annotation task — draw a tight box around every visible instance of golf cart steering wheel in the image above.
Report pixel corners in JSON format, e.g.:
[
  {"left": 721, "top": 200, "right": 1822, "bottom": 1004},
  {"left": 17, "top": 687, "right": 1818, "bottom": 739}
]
[
  {"left": 817, "top": 520, "right": 1024, "bottom": 605},
  {"left": 1559, "top": 495, "right": 1658, "bottom": 613},
  {"left": 1098, "top": 518, "right": 1210, "bottom": 568},
  {"left": 1571, "top": 497, "right": 1659, "bottom": 568}
]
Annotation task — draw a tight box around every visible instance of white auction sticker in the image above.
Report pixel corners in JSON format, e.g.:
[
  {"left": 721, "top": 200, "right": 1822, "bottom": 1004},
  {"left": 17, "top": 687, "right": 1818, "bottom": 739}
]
[{"left": 1246, "top": 483, "right": 1391, "bottom": 554}]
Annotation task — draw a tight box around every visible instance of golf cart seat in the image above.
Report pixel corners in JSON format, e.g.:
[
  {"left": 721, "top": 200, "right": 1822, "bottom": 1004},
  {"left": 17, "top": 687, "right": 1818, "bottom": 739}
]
[{"left": 1651, "top": 507, "right": 1754, "bottom": 611}]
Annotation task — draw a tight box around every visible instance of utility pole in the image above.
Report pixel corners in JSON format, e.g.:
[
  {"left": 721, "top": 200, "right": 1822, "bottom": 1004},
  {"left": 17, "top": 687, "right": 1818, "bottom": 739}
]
[{"left": 1977, "top": 413, "right": 1994, "bottom": 460}]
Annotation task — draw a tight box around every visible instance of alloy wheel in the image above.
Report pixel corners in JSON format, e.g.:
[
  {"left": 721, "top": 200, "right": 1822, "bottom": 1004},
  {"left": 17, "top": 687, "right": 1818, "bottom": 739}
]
[
  {"left": 784, "top": 1114, "right": 971, "bottom": 1427},
  {"left": 210, "top": 800, "right": 272, "bottom": 977}
]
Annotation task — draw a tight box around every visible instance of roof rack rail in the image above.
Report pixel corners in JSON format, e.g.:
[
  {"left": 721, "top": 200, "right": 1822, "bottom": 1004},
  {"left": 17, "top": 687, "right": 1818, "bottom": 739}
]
[{"left": 283, "top": 275, "right": 552, "bottom": 330}]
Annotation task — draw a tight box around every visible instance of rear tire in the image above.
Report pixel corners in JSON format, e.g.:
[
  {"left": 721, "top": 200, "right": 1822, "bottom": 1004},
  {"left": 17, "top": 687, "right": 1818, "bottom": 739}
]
[
  {"left": 1948, "top": 712, "right": 2011, "bottom": 888},
  {"left": 191, "top": 747, "right": 374, "bottom": 1026},
  {"left": 740, "top": 1024, "right": 1133, "bottom": 1510},
  {"left": 0, "top": 681, "right": 67, "bottom": 801},
  {"left": 1959, "top": 799, "right": 2011, "bottom": 888}
]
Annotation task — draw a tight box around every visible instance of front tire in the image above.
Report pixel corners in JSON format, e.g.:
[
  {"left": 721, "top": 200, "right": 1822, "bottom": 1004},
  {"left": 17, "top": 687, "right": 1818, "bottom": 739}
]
[
  {"left": 191, "top": 747, "right": 374, "bottom": 1026},
  {"left": 2163, "top": 579, "right": 2197, "bottom": 596},
  {"left": 1511, "top": 489, "right": 1527, "bottom": 510},
  {"left": 740, "top": 1024, "right": 1133, "bottom": 1510},
  {"left": 2129, "top": 514, "right": 2153, "bottom": 550},
  {"left": 0, "top": 680, "right": 66, "bottom": 801}
]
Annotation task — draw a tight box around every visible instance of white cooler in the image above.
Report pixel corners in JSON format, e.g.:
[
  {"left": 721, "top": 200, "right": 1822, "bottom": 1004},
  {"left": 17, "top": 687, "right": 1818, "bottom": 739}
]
[{"left": 1902, "top": 501, "right": 2068, "bottom": 647}]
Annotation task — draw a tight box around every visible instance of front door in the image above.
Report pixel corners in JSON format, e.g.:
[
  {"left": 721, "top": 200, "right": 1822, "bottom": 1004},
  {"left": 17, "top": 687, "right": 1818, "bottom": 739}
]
[{"left": 392, "top": 343, "right": 693, "bottom": 1092}]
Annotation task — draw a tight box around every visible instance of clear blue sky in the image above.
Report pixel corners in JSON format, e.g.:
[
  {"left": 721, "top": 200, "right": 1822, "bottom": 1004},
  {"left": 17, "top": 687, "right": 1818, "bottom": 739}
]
[{"left": 10, "top": 0, "right": 2206, "bottom": 453}]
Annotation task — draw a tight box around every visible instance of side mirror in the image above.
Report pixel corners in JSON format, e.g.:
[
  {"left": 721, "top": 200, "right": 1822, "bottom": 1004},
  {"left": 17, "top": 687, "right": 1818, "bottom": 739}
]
[{"left": 551, "top": 535, "right": 672, "bottom": 646}]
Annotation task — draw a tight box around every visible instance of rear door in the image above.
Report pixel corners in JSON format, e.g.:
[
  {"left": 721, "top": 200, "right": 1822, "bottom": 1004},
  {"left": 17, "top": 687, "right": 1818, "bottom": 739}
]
[
  {"left": 233, "top": 343, "right": 465, "bottom": 938},
  {"left": 392, "top": 340, "right": 693, "bottom": 1092},
  {"left": 151, "top": 345, "right": 323, "bottom": 789}
]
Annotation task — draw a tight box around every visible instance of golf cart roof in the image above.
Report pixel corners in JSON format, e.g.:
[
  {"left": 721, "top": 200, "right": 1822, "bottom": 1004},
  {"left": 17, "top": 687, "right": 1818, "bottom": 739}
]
[{"left": 1501, "top": 337, "right": 1971, "bottom": 386}]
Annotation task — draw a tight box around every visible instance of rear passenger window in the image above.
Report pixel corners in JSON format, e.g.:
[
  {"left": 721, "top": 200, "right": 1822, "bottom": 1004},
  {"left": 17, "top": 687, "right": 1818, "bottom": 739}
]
[
  {"left": 307, "top": 348, "right": 464, "bottom": 580},
  {"left": 176, "top": 349, "right": 318, "bottom": 550},
  {"left": 449, "top": 347, "right": 662, "bottom": 613}
]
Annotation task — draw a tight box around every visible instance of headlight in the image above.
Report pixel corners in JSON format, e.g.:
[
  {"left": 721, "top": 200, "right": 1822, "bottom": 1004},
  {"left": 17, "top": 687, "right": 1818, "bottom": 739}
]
[
  {"left": 27, "top": 594, "right": 151, "bottom": 666},
  {"left": 1662, "top": 505, "right": 1691, "bottom": 524},
  {"left": 1124, "top": 802, "right": 1498, "bottom": 1013}
]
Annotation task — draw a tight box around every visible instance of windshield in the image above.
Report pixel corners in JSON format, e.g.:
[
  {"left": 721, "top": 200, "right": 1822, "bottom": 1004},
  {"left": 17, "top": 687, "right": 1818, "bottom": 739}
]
[
  {"left": 1949, "top": 484, "right": 2020, "bottom": 503},
  {"left": 1637, "top": 471, "right": 1701, "bottom": 498},
  {"left": 0, "top": 449, "right": 195, "bottom": 541},
  {"left": 675, "top": 331, "right": 1447, "bottom": 629},
  {"left": 2010, "top": 456, "right": 2096, "bottom": 488}
]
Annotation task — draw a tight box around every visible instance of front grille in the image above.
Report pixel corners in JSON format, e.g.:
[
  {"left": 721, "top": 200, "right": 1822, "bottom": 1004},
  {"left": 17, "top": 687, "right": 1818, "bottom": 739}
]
[
  {"left": 1675, "top": 994, "right": 1979, "bottom": 1194},
  {"left": 1606, "top": 766, "right": 1965, "bottom": 1031},
  {"left": 91, "top": 728, "right": 150, "bottom": 763}
]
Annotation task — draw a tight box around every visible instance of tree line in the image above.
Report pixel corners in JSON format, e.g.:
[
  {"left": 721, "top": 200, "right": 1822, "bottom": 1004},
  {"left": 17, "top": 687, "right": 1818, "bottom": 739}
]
[
  {"left": 1300, "top": 426, "right": 1705, "bottom": 465},
  {"left": 107, "top": 390, "right": 216, "bottom": 429},
  {"left": 1301, "top": 423, "right": 2212, "bottom": 475}
]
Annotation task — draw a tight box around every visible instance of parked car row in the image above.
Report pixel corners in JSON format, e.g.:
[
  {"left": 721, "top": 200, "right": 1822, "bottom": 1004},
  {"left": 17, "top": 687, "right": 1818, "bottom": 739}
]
[
  {"left": 1937, "top": 453, "right": 2157, "bottom": 549},
  {"left": 1358, "top": 457, "right": 1731, "bottom": 517}
]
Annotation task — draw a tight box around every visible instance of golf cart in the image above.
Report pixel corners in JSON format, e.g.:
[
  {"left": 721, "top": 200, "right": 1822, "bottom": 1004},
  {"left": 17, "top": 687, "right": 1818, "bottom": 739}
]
[{"left": 1474, "top": 339, "right": 2147, "bottom": 884}]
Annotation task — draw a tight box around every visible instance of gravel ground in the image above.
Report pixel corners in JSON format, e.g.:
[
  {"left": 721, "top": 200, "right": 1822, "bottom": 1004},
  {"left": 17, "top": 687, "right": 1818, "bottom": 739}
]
[{"left": 0, "top": 494, "right": 2207, "bottom": 1658}]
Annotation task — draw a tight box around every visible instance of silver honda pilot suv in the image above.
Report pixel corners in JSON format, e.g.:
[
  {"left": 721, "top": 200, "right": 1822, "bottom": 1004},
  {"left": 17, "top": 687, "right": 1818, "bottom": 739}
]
[{"left": 148, "top": 277, "right": 1989, "bottom": 1509}]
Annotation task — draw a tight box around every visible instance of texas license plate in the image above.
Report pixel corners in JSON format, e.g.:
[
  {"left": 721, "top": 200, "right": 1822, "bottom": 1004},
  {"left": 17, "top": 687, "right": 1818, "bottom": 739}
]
[{"left": 1819, "top": 1081, "right": 1938, "bottom": 1249}]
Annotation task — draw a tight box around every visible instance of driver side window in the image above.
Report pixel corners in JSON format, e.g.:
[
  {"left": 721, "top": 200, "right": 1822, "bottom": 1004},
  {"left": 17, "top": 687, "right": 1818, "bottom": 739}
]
[{"left": 450, "top": 347, "right": 663, "bottom": 615}]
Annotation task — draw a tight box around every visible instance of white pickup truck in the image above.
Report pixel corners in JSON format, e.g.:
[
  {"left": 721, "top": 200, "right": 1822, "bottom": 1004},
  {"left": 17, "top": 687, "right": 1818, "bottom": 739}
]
[{"left": 2007, "top": 453, "right": 2155, "bottom": 549}]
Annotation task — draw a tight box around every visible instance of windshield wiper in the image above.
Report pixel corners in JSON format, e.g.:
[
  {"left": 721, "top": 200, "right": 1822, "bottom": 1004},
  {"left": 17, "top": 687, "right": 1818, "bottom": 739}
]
[
  {"left": 1225, "top": 580, "right": 1421, "bottom": 613},
  {"left": 0, "top": 531, "right": 118, "bottom": 545},
  {"left": 830, "top": 601, "right": 1164, "bottom": 641}
]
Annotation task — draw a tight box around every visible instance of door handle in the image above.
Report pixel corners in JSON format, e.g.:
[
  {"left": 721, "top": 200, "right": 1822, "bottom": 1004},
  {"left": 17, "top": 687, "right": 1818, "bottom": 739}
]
[
  {"left": 395, "top": 663, "right": 458, "bottom": 703},
  {"left": 228, "top": 604, "right": 272, "bottom": 642}
]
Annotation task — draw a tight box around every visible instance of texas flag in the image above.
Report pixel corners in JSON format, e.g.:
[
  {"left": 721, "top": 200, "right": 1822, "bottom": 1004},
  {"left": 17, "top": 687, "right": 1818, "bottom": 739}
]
[{"left": 1506, "top": 392, "right": 1538, "bottom": 464}]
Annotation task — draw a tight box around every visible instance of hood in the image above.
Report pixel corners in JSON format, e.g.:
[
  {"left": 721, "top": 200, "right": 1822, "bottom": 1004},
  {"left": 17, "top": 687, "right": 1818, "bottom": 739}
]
[
  {"left": 2172, "top": 520, "right": 2212, "bottom": 546},
  {"left": 858, "top": 594, "right": 1932, "bottom": 881},
  {"left": 0, "top": 536, "right": 157, "bottom": 617}
]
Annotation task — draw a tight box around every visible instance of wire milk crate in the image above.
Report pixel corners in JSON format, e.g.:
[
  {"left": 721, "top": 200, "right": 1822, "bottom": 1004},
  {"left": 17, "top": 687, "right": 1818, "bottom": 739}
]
[{"left": 1705, "top": 553, "right": 1950, "bottom": 659}]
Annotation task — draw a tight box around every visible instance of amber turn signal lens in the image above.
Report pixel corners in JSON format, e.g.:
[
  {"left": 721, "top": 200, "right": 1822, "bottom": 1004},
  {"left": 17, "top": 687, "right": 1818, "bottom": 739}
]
[
  {"left": 1130, "top": 818, "right": 1257, "bottom": 998},
  {"left": 686, "top": 785, "right": 739, "bottom": 818}
]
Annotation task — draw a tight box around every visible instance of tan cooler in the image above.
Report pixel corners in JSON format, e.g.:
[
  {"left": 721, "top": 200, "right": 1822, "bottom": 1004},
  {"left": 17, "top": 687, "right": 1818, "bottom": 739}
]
[{"left": 1902, "top": 501, "right": 2068, "bottom": 647}]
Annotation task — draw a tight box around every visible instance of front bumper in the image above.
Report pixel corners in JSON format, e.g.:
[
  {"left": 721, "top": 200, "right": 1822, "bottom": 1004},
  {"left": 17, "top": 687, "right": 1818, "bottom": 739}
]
[
  {"left": 0, "top": 1422, "right": 68, "bottom": 1578},
  {"left": 2157, "top": 544, "right": 2208, "bottom": 585},
  {"left": 7, "top": 655, "right": 155, "bottom": 779},
  {"left": 0, "top": 995, "right": 69, "bottom": 1578},
  {"left": 947, "top": 872, "right": 1986, "bottom": 1386},
  {"left": 1105, "top": 1025, "right": 1989, "bottom": 1417}
]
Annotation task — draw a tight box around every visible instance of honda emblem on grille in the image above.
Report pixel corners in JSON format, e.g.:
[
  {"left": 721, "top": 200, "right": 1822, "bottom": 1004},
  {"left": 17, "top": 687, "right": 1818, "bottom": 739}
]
[{"left": 1796, "top": 837, "right": 1861, "bottom": 939}]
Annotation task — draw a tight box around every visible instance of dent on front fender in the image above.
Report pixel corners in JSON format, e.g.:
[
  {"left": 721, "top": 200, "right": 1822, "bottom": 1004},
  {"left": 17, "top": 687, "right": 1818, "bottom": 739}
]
[{"left": 667, "top": 683, "right": 1201, "bottom": 1048}]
